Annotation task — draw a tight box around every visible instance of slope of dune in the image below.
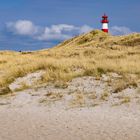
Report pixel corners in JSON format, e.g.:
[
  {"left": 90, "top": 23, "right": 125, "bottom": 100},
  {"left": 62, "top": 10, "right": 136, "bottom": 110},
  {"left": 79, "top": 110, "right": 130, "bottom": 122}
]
[
  {"left": 0, "top": 30, "right": 140, "bottom": 140},
  {"left": 0, "top": 30, "right": 140, "bottom": 91}
]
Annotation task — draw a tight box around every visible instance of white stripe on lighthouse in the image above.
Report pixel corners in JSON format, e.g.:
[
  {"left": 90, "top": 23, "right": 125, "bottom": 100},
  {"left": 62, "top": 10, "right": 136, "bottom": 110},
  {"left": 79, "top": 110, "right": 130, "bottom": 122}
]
[{"left": 102, "top": 23, "right": 108, "bottom": 29}]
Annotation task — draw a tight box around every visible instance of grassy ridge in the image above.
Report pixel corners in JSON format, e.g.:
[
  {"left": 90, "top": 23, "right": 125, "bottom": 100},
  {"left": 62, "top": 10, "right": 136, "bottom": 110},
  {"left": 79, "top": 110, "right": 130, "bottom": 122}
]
[{"left": 0, "top": 30, "right": 140, "bottom": 88}]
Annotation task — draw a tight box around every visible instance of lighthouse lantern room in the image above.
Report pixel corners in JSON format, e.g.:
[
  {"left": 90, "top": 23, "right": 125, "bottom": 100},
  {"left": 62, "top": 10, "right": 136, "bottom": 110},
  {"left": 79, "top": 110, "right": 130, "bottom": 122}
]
[{"left": 101, "top": 14, "right": 109, "bottom": 33}]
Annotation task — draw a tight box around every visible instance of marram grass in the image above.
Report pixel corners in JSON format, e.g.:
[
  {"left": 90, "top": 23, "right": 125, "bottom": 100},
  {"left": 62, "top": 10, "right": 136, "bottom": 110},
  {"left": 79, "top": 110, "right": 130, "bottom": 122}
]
[{"left": 0, "top": 30, "right": 140, "bottom": 88}]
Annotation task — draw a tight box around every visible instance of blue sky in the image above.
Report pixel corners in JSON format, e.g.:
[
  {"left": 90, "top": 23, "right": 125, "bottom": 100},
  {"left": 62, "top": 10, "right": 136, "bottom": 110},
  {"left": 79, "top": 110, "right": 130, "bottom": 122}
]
[{"left": 0, "top": 0, "right": 140, "bottom": 51}]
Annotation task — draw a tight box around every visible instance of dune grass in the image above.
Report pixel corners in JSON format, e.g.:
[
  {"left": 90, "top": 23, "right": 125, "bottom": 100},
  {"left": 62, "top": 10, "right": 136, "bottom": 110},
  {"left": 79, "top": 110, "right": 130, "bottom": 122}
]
[{"left": 0, "top": 30, "right": 140, "bottom": 89}]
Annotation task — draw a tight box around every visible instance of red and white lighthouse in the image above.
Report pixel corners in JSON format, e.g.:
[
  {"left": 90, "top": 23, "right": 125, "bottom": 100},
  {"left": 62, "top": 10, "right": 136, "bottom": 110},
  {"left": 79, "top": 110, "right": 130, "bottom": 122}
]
[{"left": 101, "top": 14, "right": 109, "bottom": 33}]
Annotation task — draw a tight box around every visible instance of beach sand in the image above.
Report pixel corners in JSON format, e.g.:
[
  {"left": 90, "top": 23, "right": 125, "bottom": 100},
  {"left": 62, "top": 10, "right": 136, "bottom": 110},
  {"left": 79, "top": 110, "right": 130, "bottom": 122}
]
[
  {"left": 0, "top": 75, "right": 140, "bottom": 140},
  {"left": 0, "top": 100, "right": 140, "bottom": 140}
]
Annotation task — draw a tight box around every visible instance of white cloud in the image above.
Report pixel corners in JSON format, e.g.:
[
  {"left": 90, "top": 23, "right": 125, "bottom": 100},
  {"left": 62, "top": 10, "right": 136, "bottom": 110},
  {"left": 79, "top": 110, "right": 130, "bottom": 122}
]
[
  {"left": 79, "top": 25, "right": 93, "bottom": 34},
  {"left": 38, "top": 27, "right": 71, "bottom": 41},
  {"left": 6, "top": 20, "right": 134, "bottom": 40},
  {"left": 6, "top": 20, "right": 93, "bottom": 41},
  {"left": 6, "top": 20, "right": 39, "bottom": 36},
  {"left": 38, "top": 24, "right": 78, "bottom": 41},
  {"left": 51, "top": 24, "right": 77, "bottom": 33},
  {"left": 110, "top": 26, "right": 133, "bottom": 35},
  {"left": 37, "top": 24, "right": 93, "bottom": 41}
]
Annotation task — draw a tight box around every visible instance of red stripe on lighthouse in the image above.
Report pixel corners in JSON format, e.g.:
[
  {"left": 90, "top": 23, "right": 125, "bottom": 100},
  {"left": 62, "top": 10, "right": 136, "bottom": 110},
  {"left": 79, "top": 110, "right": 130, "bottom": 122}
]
[{"left": 102, "top": 29, "right": 108, "bottom": 33}]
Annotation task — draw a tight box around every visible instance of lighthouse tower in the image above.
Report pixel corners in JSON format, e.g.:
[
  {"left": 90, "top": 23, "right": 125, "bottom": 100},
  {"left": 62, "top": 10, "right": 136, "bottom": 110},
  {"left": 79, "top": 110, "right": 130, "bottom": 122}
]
[{"left": 101, "top": 14, "right": 109, "bottom": 33}]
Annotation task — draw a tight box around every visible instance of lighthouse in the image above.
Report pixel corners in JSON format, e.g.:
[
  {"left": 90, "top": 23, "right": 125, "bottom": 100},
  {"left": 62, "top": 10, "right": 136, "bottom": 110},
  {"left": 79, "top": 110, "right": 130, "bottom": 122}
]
[{"left": 101, "top": 14, "right": 109, "bottom": 33}]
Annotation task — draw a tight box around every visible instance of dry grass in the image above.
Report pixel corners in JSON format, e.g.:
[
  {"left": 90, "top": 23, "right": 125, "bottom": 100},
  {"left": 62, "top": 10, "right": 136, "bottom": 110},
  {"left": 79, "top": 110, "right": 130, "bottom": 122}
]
[
  {"left": 87, "top": 92, "right": 97, "bottom": 100},
  {"left": 112, "top": 95, "right": 131, "bottom": 106},
  {"left": 136, "top": 88, "right": 140, "bottom": 94},
  {"left": 0, "top": 87, "right": 11, "bottom": 95},
  {"left": 54, "top": 81, "right": 69, "bottom": 89},
  {"left": 69, "top": 91, "right": 102, "bottom": 108},
  {"left": 0, "top": 30, "right": 140, "bottom": 89},
  {"left": 100, "top": 91, "right": 110, "bottom": 101},
  {"left": 69, "top": 92, "right": 86, "bottom": 108},
  {"left": 40, "top": 92, "right": 64, "bottom": 104},
  {"left": 120, "top": 96, "right": 131, "bottom": 104},
  {"left": 14, "top": 82, "right": 30, "bottom": 92},
  {"left": 112, "top": 76, "right": 138, "bottom": 93}
]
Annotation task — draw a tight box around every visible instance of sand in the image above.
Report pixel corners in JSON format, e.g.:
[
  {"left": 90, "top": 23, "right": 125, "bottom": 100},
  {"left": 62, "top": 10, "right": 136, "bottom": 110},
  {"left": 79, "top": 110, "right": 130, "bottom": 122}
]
[
  {"left": 0, "top": 74, "right": 140, "bottom": 140},
  {"left": 0, "top": 104, "right": 140, "bottom": 140}
]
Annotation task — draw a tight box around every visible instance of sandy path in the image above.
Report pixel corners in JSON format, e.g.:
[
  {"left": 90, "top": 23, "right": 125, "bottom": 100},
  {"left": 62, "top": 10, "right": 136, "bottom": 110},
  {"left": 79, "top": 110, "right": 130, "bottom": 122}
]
[
  {"left": 0, "top": 105, "right": 140, "bottom": 140},
  {"left": 0, "top": 74, "right": 140, "bottom": 140}
]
